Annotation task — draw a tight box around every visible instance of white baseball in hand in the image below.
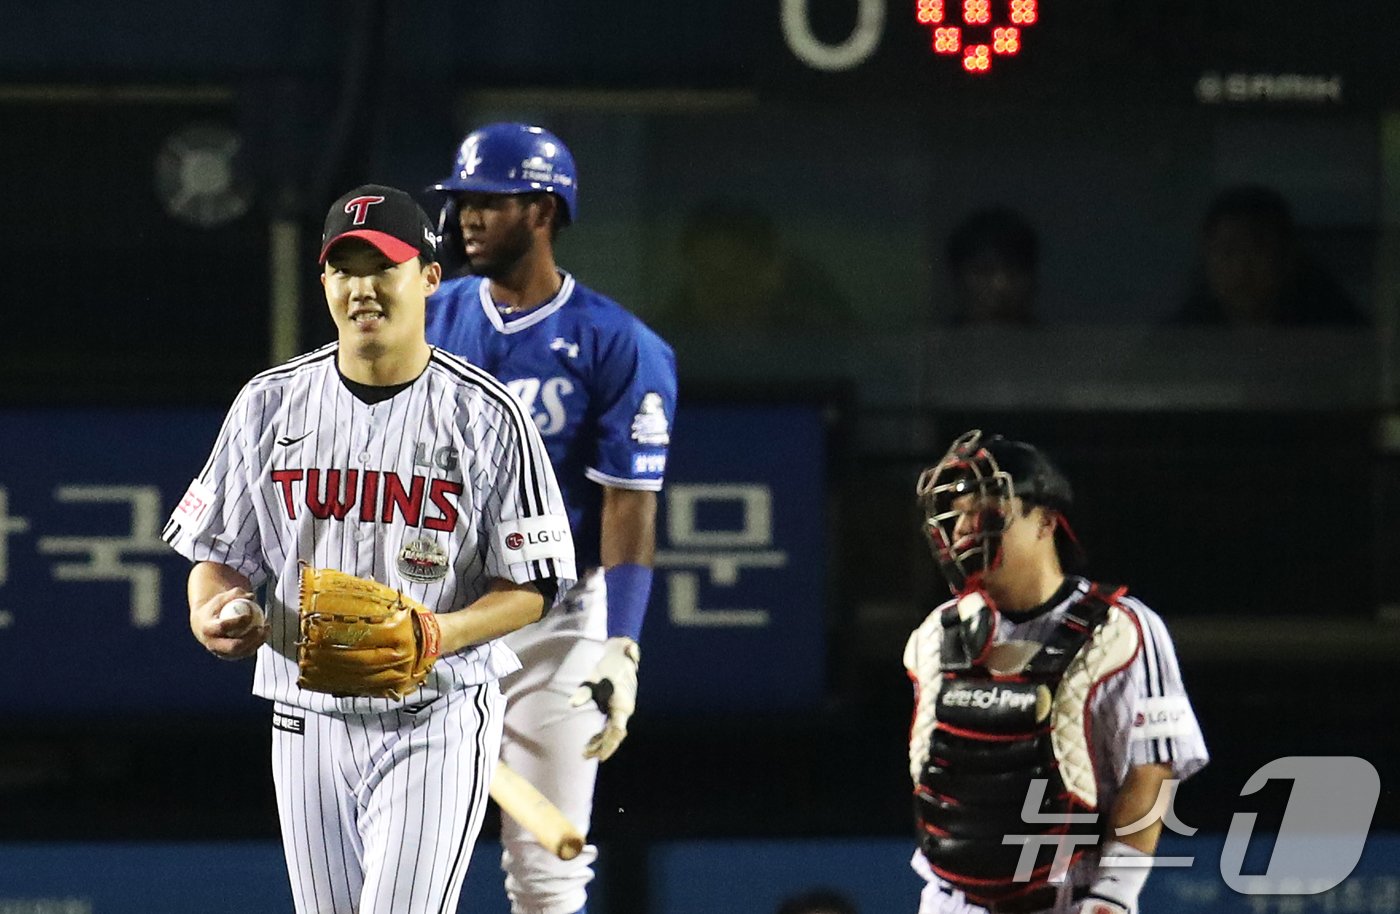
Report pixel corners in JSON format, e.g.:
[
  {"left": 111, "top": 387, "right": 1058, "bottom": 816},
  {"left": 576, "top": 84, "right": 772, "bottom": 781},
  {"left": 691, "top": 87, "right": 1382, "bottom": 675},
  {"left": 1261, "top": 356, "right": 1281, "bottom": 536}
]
[{"left": 218, "top": 598, "right": 265, "bottom": 626}]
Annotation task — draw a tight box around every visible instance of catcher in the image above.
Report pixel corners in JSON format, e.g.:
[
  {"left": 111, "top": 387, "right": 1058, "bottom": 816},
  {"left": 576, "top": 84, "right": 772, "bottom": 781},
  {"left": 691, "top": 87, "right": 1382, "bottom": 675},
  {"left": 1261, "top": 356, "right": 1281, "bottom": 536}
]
[
  {"left": 905, "top": 430, "right": 1208, "bottom": 914},
  {"left": 164, "top": 184, "right": 576, "bottom": 914}
]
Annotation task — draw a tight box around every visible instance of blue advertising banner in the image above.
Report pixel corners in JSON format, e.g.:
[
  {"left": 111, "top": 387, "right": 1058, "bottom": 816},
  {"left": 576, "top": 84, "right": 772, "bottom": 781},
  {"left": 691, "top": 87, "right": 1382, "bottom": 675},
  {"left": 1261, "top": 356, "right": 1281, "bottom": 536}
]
[
  {"left": 647, "top": 404, "right": 827, "bottom": 713},
  {"left": 0, "top": 404, "right": 826, "bottom": 715},
  {"left": 0, "top": 409, "right": 257, "bottom": 714}
]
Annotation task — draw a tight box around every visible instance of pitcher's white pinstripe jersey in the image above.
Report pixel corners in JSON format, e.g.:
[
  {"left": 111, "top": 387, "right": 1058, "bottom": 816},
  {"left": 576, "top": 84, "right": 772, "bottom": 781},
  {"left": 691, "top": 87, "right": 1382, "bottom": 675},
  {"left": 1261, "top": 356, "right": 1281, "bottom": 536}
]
[{"left": 164, "top": 343, "right": 576, "bottom": 715}]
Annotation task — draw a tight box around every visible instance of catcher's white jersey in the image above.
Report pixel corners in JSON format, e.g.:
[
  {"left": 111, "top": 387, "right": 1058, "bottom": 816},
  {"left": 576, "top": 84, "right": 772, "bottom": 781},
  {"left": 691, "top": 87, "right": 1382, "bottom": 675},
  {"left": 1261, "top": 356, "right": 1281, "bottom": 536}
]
[
  {"left": 904, "top": 576, "right": 1209, "bottom": 913},
  {"left": 164, "top": 343, "right": 577, "bottom": 715}
]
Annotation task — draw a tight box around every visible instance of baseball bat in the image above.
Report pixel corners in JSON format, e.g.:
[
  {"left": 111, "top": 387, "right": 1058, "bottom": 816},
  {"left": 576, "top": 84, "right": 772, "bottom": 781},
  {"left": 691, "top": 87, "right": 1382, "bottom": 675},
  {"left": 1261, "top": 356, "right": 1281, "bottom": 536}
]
[{"left": 490, "top": 760, "right": 586, "bottom": 861}]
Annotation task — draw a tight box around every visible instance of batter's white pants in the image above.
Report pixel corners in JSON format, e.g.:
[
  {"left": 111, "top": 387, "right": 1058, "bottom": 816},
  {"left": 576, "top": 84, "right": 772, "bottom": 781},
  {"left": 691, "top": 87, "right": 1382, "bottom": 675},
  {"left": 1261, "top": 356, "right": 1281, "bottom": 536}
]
[
  {"left": 271, "top": 683, "right": 504, "bottom": 914},
  {"left": 498, "top": 570, "right": 608, "bottom": 914}
]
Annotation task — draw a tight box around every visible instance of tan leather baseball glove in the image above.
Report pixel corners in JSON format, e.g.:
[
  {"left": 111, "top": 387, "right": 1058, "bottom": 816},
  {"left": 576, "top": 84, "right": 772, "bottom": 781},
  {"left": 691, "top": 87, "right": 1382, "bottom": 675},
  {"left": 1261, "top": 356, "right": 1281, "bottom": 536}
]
[{"left": 296, "top": 564, "right": 442, "bottom": 699}]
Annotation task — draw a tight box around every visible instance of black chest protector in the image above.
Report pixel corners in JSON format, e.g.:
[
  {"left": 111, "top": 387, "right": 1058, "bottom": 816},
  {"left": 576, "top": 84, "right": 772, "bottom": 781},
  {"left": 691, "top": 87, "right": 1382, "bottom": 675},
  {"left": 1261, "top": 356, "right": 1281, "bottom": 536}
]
[{"left": 915, "top": 584, "right": 1122, "bottom": 908}]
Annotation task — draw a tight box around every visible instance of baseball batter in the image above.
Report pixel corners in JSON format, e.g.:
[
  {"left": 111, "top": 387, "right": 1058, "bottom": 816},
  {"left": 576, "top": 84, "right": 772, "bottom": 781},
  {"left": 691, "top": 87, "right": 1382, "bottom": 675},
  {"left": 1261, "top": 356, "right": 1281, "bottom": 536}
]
[
  {"left": 905, "top": 431, "right": 1208, "bottom": 914},
  {"left": 425, "top": 123, "right": 677, "bottom": 914},
  {"left": 163, "top": 184, "right": 576, "bottom": 914}
]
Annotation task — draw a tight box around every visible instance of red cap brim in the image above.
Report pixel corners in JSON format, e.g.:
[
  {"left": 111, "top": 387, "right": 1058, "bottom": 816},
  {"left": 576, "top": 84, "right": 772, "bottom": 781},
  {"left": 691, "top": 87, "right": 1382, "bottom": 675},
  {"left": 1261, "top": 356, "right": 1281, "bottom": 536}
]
[{"left": 319, "top": 230, "right": 420, "bottom": 264}]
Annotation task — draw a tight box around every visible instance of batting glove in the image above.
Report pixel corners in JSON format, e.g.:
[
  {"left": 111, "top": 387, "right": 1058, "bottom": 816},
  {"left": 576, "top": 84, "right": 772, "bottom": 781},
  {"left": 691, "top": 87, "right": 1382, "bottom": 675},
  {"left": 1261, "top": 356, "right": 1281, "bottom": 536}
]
[{"left": 569, "top": 636, "right": 641, "bottom": 761}]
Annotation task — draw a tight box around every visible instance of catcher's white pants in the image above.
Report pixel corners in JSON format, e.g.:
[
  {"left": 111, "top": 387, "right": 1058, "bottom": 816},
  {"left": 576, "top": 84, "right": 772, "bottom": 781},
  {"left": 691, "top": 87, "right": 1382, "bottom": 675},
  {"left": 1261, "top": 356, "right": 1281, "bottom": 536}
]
[
  {"left": 270, "top": 682, "right": 504, "bottom": 914},
  {"left": 499, "top": 569, "right": 609, "bottom": 914},
  {"left": 912, "top": 851, "right": 1092, "bottom": 914}
]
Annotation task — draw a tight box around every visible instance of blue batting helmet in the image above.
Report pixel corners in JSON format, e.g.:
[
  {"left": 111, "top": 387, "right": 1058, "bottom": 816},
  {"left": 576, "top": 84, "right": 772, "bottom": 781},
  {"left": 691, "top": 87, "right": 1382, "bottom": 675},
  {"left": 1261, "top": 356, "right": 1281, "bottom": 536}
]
[{"left": 430, "top": 122, "right": 578, "bottom": 224}]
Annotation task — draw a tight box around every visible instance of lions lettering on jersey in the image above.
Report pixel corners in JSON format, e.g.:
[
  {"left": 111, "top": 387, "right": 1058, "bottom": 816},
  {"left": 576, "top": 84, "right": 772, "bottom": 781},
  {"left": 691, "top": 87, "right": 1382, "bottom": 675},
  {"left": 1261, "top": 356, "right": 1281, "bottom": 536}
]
[
  {"left": 426, "top": 270, "right": 678, "bottom": 570},
  {"left": 508, "top": 377, "right": 576, "bottom": 436}
]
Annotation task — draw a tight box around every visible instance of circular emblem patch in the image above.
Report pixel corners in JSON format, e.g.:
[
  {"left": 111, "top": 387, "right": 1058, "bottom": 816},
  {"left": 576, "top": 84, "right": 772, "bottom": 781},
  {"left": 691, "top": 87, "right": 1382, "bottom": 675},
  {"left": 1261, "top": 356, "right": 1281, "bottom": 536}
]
[
  {"left": 505, "top": 532, "right": 525, "bottom": 550},
  {"left": 397, "top": 536, "right": 449, "bottom": 583}
]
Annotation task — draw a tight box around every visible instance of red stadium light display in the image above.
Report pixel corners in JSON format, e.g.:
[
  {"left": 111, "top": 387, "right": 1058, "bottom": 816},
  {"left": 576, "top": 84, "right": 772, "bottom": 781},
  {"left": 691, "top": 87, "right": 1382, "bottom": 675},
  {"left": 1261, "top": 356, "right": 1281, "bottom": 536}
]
[
  {"left": 916, "top": 0, "right": 945, "bottom": 24},
  {"left": 962, "top": 43, "right": 992, "bottom": 72},
  {"left": 963, "top": 0, "right": 991, "bottom": 25},
  {"left": 992, "top": 26, "right": 1020, "bottom": 54},
  {"left": 920, "top": 0, "right": 1036, "bottom": 74}
]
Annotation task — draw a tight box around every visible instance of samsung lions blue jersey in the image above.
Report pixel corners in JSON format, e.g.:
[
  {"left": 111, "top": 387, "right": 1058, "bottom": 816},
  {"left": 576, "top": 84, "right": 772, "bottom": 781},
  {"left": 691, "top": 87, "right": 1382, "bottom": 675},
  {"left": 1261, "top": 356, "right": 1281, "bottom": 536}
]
[{"left": 426, "top": 271, "right": 677, "bottom": 569}]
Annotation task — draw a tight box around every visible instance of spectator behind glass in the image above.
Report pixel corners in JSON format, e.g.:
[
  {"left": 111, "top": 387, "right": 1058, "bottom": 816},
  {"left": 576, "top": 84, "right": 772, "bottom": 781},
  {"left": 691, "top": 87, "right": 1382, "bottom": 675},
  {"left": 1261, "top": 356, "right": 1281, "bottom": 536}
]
[
  {"left": 775, "top": 888, "right": 860, "bottom": 914},
  {"left": 945, "top": 207, "right": 1039, "bottom": 326},
  {"left": 661, "top": 199, "right": 853, "bottom": 334},
  {"left": 1176, "top": 185, "right": 1366, "bottom": 326}
]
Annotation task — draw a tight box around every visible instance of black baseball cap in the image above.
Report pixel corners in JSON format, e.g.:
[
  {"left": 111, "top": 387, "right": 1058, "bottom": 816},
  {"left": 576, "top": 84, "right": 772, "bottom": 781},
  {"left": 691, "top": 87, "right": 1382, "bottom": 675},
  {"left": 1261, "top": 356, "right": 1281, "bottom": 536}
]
[{"left": 319, "top": 184, "right": 437, "bottom": 264}]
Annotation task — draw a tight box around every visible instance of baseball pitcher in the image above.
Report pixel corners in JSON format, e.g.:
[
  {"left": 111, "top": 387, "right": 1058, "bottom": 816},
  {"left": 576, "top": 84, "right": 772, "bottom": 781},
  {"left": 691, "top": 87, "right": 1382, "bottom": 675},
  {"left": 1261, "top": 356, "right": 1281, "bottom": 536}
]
[{"left": 165, "top": 185, "right": 576, "bottom": 914}]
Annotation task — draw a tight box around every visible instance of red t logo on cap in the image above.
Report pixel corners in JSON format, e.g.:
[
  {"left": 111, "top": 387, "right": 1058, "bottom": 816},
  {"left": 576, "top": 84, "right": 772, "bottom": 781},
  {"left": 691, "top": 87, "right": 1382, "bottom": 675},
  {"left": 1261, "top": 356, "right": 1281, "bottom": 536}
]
[{"left": 344, "top": 195, "right": 385, "bottom": 225}]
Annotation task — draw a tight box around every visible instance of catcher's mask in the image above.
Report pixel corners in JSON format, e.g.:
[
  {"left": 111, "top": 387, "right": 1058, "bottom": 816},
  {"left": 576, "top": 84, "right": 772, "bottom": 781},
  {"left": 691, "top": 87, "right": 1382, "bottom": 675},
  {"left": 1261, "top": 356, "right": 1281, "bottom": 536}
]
[{"left": 916, "top": 430, "right": 1074, "bottom": 593}]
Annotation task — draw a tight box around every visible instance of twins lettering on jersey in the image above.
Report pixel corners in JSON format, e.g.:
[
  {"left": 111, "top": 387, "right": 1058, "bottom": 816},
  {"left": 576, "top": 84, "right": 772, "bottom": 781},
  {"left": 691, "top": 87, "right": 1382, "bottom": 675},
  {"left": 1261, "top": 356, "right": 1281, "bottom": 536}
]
[{"left": 270, "top": 468, "right": 464, "bottom": 531}]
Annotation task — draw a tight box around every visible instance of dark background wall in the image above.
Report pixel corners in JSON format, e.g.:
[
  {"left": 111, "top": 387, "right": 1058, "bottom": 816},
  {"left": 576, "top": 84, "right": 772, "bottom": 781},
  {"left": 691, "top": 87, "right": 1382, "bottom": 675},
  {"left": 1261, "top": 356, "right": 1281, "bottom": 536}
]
[{"left": 2, "top": 1, "right": 1399, "bottom": 910}]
